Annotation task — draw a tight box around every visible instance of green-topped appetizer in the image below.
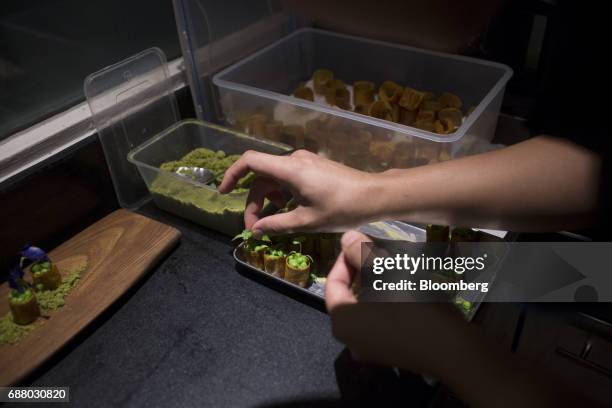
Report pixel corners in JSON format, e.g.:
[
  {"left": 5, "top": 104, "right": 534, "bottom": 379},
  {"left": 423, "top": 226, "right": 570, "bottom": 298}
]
[
  {"left": 426, "top": 224, "right": 450, "bottom": 242},
  {"left": 263, "top": 246, "right": 287, "bottom": 278},
  {"left": 285, "top": 252, "right": 312, "bottom": 288},
  {"left": 21, "top": 245, "right": 61, "bottom": 291},
  {"left": 234, "top": 229, "right": 271, "bottom": 270},
  {"left": 8, "top": 266, "right": 40, "bottom": 326},
  {"left": 287, "top": 235, "right": 315, "bottom": 257}
]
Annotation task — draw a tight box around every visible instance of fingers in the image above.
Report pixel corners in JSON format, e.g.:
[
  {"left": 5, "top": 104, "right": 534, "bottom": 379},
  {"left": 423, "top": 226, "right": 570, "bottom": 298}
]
[
  {"left": 325, "top": 253, "right": 358, "bottom": 312},
  {"left": 218, "top": 151, "right": 296, "bottom": 193},
  {"left": 340, "top": 230, "right": 372, "bottom": 271},
  {"left": 243, "top": 177, "right": 286, "bottom": 229},
  {"left": 325, "top": 230, "right": 371, "bottom": 312},
  {"left": 251, "top": 207, "right": 311, "bottom": 235}
]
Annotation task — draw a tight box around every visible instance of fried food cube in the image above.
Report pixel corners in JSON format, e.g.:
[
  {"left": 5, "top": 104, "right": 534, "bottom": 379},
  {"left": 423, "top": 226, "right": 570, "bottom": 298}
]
[
  {"left": 399, "top": 87, "right": 425, "bottom": 111},
  {"left": 438, "top": 107, "right": 463, "bottom": 128},
  {"left": 438, "top": 92, "right": 463, "bottom": 109},
  {"left": 414, "top": 119, "right": 436, "bottom": 132},
  {"left": 421, "top": 100, "right": 443, "bottom": 112},
  {"left": 399, "top": 108, "right": 418, "bottom": 125},
  {"left": 416, "top": 109, "right": 436, "bottom": 122},
  {"left": 280, "top": 124, "right": 305, "bottom": 148},
  {"left": 369, "top": 100, "right": 394, "bottom": 121},
  {"left": 313, "top": 69, "right": 334, "bottom": 94},
  {"left": 353, "top": 81, "right": 376, "bottom": 106},
  {"left": 246, "top": 113, "right": 268, "bottom": 138},
  {"left": 422, "top": 92, "right": 436, "bottom": 101},
  {"left": 293, "top": 85, "right": 314, "bottom": 101},
  {"left": 378, "top": 81, "right": 403, "bottom": 104},
  {"left": 434, "top": 118, "right": 456, "bottom": 135},
  {"left": 323, "top": 79, "right": 347, "bottom": 105},
  {"left": 354, "top": 103, "right": 372, "bottom": 115}
]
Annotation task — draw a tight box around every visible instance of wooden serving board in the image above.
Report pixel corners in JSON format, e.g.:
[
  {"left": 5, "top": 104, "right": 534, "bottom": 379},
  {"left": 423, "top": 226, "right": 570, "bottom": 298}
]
[{"left": 0, "top": 209, "right": 181, "bottom": 386}]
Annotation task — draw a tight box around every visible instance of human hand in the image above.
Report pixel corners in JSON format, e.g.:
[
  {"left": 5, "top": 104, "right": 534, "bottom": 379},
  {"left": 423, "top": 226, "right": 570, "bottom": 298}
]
[
  {"left": 325, "top": 230, "right": 471, "bottom": 377},
  {"left": 219, "top": 150, "right": 380, "bottom": 235}
]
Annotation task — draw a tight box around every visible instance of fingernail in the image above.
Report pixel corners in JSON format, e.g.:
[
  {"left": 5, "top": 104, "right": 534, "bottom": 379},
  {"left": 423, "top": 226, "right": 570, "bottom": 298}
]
[
  {"left": 341, "top": 230, "right": 362, "bottom": 248},
  {"left": 252, "top": 229, "right": 264, "bottom": 238}
]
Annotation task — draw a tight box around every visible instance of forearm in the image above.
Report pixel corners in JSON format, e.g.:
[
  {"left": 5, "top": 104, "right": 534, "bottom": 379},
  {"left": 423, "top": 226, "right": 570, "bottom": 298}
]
[{"left": 367, "top": 136, "right": 602, "bottom": 231}]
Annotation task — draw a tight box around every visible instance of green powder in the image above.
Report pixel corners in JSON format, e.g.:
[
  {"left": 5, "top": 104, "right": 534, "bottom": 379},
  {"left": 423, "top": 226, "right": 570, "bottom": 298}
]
[
  {"left": 1, "top": 262, "right": 87, "bottom": 346},
  {"left": 0, "top": 315, "right": 40, "bottom": 345}
]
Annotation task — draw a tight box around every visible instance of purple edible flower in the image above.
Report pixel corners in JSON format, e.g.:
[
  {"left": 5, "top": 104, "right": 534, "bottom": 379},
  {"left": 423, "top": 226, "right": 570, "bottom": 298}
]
[
  {"left": 20, "top": 244, "right": 49, "bottom": 263},
  {"left": 8, "top": 266, "right": 25, "bottom": 293}
]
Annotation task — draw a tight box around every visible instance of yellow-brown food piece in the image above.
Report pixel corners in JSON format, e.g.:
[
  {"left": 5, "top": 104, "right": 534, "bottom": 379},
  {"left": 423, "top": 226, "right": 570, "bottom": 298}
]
[
  {"left": 422, "top": 91, "right": 436, "bottom": 101},
  {"left": 438, "top": 92, "right": 463, "bottom": 109},
  {"left": 416, "top": 109, "right": 435, "bottom": 122},
  {"left": 354, "top": 104, "right": 371, "bottom": 115},
  {"left": 414, "top": 119, "right": 436, "bottom": 132},
  {"left": 264, "top": 120, "right": 283, "bottom": 141},
  {"left": 353, "top": 81, "right": 376, "bottom": 106},
  {"left": 293, "top": 86, "right": 314, "bottom": 101},
  {"left": 246, "top": 114, "right": 267, "bottom": 138},
  {"left": 332, "top": 87, "right": 351, "bottom": 110},
  {"left": 313, "top": 69, "right": 333, "bottom": 94},
  {"left": 369, "top": 141, "right": 396, "bottom": 163},
  {"left": 399, "top": 87, "right": 425, "bottom": 111},
  {"left": 378, "top": 81, "right": 403, "bottom": 104},
  {"left": 434, "top": 118, "right": 455, "bottom": 135},
  {"left": 438, "top": 107, "right": 463, "bottom": 128},
  {"left": 323, "top": 79, "right": 346, "bottom": 105},
  {"left": 369, "top": 100, "right": 394, "bottom": 121},
  {"left": 421, "top": 100, "right": 443, "bottom": 112},
  {"left": 399, "top": 108, "right": 417, "bottom": 125}
]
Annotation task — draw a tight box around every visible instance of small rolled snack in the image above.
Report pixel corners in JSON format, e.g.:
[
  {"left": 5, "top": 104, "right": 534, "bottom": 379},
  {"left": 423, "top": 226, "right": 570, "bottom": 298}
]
[
  {"left": 378, "top": 81, "right": 403, "bottom": 104},
  {"left": 422, "top": 91, "right": 436, "bottom": 101},
  {"left": 265, "top": 120, "right": 283, "bottom": 142},
  {"left": 416, "top": 109, "right": 436, "bottom": 122},
  {"left": 313, "top": 69, "right": 334, "bottom": 94},
  {"left": 434, "top": 119, "right": 456, "bottom": 135},
  {"left": 21, "top": 245, "right": 61, "bottom": 291},
  {"left": 263, "top": 246, "right": 287, "bottom": 278},
  {"left": 421, "top": 100, "right": 443, "bottom": 112},
  {"left": 414, "top": 119, "right": 436, "bottom": 132},
  {"left": 354, "top": 104, "right": 372, "bottom": 115},
  {"left": 399, "top": 87, "right": 425, "bottom": 111},
  {"left": 426, "top": 224, "right": 450, "bottom": 242},
  {"left": 323, "top": 79, "right": 347, "bottom": 105},
  {"left": 331, "top": 87, "right": 351, "bottom": 110},
  {"left": 353, "top": 81, "right": 375, "bottom": 106},
  {"left": 233, "top": 230, "right": 270, "bottom": 270},
  {"left": 399, "top": 108, "right": 418, "bottom": 126},
  {"left": 438, "top": 92, "right": 463, "bottom": 109},
  {"left": 284, "top": 252, "right": 312, "bottom": 288},
  {"left": 369, "top": 140, "right": 396, "bottom": 170},
  {"left": 327, "top": 131, "right": 347, "bottom": 162},
  {"left": 438, "top": 108, "right": 463, "bottom": 129},
  {"left": 246, "top": 113, "right": 268, "bottom": 138},
  {"left": 293, "top": 85, "right": 314, "bottom": 101},
  {"left": 8, "top": 266, "right": 40, "bottom": 325},
  {"left": 369, "top": 100, "right": 394, "bottom": 121}
]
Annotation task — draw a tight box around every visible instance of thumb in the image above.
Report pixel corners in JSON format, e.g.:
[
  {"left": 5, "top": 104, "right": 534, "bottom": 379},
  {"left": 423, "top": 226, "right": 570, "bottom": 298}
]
[{"left": 340, "top": 230, "right": 372, "bottom": 271}]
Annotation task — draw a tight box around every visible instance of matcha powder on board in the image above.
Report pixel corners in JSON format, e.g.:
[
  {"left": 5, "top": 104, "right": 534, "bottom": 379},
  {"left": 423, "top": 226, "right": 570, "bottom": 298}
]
[{"left": 0, "top": 261, "right": 87, "bottom": 345}]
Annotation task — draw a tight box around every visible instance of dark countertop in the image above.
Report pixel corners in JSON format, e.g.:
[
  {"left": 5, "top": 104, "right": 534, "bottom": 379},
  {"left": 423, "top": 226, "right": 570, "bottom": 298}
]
[{"left": 16, "top": 205, "right": 350, "bottom": 407}]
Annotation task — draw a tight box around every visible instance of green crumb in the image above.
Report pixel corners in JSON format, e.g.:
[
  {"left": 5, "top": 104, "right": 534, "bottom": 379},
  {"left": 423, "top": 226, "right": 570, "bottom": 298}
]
[
  {"left": 0, "top": 314, "right": 40, "bottom": 345},
  {"left": 36, "top": 268, "right": 83, "bottom": 310}
]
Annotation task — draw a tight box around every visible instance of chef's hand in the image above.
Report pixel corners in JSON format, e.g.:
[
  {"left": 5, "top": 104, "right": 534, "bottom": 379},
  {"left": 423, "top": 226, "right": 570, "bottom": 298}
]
[
  {"left": 219, "top": 150, "right": 379, "bottom": 235},
  {"left": 325, "top": 230, "right": 469, "bottom": 377}
]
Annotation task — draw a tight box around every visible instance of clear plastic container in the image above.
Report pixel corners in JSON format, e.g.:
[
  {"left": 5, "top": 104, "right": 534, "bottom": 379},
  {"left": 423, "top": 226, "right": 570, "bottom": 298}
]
[
  {"left": 128, "top": 119, "right": 290, "bottom": 235},
  {"left": 213, "top": 28, "right": 512, "bottom": 170}
]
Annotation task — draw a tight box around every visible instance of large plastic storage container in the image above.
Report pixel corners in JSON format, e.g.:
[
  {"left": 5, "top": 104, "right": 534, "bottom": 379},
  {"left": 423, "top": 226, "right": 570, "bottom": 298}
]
[
  {"left": 213, "top": 28, "right": 512, "bottom": 170},
  {"left": 128, "top": 119, "right": 290, "bottom": 236}
]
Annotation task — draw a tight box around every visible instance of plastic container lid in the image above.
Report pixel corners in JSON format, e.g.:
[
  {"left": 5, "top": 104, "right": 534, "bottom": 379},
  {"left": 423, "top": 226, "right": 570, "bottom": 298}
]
[{"left": 84, "top": 48, "right": 180, "bottom": 209}]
